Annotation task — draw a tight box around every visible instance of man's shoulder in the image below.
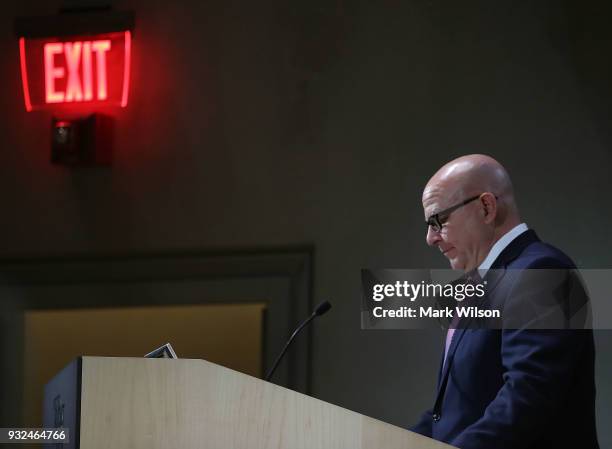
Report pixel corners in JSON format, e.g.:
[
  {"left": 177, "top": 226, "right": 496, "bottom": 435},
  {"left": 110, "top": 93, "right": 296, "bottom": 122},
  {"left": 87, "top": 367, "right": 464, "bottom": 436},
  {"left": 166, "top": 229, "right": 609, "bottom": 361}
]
[{"left": 509, "top": 238, "right": 576, "bottom": 270}]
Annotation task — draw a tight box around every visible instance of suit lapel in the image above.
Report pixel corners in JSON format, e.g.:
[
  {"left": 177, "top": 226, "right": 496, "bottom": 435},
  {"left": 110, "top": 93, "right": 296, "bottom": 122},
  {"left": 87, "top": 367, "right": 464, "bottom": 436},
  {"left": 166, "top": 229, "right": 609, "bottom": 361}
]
[{"left": 436, "top": 323, "right": 468, "bottom": 391}]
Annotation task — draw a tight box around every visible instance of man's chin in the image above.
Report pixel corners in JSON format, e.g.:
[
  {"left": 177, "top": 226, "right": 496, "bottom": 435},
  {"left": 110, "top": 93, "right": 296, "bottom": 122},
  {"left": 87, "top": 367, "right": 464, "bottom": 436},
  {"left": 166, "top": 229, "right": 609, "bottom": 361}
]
[{"left": 448, "top": 258, "right": 466, "bottom": 271}]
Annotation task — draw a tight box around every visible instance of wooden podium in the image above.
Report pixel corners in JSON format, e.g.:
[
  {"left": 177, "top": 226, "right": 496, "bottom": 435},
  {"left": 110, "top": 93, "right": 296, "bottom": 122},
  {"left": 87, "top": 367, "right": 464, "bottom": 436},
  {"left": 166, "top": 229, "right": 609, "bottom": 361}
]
[{"left": 43, "top": 357, "right": 453, "bottom": 449}]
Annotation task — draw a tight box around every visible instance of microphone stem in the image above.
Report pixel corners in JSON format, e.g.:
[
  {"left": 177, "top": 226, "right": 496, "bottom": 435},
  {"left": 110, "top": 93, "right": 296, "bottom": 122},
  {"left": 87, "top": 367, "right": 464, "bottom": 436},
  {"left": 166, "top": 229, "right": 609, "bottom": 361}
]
[{"left": 265, "top": 313, "right": 315, "bottom": 382}]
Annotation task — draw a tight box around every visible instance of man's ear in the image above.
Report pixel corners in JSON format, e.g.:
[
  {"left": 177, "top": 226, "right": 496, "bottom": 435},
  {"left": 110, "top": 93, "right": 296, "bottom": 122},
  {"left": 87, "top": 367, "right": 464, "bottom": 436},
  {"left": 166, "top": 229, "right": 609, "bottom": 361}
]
[{"left": 480, "top": 193, "right": 497, "bottom": 224}]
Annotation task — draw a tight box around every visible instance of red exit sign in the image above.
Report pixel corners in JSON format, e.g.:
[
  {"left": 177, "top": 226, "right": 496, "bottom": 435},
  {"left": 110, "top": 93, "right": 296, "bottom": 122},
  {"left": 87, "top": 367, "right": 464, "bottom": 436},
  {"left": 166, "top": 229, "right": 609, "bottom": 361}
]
[{"left": 19, "top": 31, "right": 131, "bottom": 111}]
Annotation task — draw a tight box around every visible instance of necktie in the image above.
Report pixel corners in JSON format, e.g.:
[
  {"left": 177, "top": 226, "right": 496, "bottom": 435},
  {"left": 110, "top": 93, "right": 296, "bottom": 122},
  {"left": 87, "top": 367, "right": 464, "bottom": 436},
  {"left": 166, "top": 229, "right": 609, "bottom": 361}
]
[
  {"left": 442, "top": 270, "right": 481, "bottom": 368},
  {"left": 443, "top": 320, "right": 458, "bottom": 369}
]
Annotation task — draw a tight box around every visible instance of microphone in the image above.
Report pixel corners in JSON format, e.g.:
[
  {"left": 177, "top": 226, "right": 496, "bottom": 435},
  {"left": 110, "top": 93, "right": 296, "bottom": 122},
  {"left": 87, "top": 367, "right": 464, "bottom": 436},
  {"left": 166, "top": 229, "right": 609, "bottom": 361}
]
[{"left": 264, "top": 300, "right": 332, "bottom": 382}]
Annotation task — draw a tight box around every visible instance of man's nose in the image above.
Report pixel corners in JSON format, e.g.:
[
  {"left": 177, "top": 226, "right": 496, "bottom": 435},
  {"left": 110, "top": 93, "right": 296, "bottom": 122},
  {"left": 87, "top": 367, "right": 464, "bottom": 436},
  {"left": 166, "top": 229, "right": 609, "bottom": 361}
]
[{"left": 426, "top": 226, "right": 442, "bottom": 247}]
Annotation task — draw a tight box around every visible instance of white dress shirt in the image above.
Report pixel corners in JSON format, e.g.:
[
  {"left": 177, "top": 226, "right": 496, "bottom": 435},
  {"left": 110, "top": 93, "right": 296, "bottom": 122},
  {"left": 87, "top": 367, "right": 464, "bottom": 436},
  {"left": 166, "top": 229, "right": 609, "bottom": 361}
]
[{"left": 478, "top": 223, "right": 529, "bottom": 275}]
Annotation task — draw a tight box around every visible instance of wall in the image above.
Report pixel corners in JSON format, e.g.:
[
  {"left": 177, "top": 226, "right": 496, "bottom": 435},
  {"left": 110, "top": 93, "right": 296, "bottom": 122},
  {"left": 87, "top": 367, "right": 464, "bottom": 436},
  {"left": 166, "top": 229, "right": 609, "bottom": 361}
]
[{"left": 1, "top": 0, "right": 611, "bottom": 446}]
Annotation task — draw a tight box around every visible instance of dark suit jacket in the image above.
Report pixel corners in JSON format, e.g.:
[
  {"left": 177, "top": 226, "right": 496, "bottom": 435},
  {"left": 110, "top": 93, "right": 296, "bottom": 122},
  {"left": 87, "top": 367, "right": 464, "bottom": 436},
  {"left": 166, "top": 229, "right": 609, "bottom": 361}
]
[{"left": 411, "top": 230, "right": 599, "bottom": 449}]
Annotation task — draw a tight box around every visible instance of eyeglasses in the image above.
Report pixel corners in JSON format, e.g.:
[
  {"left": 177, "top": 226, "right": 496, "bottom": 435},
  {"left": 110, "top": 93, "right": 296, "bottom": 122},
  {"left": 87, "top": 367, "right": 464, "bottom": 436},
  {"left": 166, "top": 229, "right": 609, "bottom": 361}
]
[{"left": 425, "top": 194, "right": 482, "bottom": 233}]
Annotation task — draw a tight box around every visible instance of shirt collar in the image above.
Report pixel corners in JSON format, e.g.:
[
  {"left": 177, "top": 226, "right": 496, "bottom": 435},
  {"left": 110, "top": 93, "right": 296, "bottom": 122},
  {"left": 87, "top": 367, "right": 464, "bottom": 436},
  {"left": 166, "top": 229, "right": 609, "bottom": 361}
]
[{"left": 478, "top": 223, "right": 529, "bottom": 275}]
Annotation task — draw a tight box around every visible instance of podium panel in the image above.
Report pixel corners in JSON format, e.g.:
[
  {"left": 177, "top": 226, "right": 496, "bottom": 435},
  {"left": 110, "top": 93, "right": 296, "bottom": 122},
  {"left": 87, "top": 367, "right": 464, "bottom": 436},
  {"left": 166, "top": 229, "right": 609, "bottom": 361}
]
[{"left": 44, "top": 357, "right": 454, "bottom": 449}]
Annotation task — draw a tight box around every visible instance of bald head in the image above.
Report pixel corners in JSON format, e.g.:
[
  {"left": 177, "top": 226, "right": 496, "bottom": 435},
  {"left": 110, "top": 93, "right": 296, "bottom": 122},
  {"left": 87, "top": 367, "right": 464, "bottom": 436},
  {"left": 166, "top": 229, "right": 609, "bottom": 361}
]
[
  {"left": 424, "top": 154, "right": 520, "bottom": 228},
  {"left": 422, "top": 154, "right": 522, "bottom": 271}
]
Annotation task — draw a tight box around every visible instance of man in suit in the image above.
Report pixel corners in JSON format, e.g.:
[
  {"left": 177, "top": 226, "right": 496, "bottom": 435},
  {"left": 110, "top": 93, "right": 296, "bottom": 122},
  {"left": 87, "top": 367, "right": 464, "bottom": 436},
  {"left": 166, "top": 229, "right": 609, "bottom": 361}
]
[{"left": 411, "top": 154, "right": 599, "bottom": 449}]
